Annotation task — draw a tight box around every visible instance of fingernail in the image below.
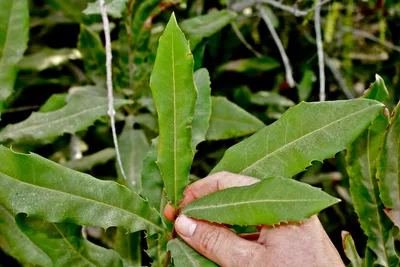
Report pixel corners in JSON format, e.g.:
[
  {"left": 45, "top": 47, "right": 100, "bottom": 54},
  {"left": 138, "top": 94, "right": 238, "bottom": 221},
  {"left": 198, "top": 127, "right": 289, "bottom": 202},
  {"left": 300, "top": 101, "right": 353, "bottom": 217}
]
[{"left": 175, "top": 215, "right": 197, "bottom": 238}]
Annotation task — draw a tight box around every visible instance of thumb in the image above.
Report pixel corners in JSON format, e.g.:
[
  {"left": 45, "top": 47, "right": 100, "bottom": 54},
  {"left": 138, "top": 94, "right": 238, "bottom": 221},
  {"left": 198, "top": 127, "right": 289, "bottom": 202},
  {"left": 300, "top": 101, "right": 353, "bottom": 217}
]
[{"left": 174, "top": 215, "right": 266, "bottom": 267}]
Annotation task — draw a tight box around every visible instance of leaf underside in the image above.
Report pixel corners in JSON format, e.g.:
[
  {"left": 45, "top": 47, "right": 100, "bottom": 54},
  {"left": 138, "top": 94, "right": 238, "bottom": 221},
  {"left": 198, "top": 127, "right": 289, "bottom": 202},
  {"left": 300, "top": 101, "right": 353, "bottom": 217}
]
[
  {"left": 182, "top": 177, "right": 339, "bottom": 226},
  {"left": 168, "top": 238, "right": 217, "bottom": 267}
]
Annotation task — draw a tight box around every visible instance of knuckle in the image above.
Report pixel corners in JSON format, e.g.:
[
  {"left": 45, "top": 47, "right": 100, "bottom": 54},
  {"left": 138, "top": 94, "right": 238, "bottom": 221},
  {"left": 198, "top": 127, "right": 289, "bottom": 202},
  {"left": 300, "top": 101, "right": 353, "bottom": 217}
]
[{"left": 198, "top": 227, "right": 223, "bottom": 255}]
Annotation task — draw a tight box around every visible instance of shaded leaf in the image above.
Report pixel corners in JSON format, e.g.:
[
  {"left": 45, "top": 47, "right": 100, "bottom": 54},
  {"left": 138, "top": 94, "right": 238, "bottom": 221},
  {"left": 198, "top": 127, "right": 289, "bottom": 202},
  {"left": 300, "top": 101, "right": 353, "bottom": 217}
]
[
  {"left": 0, "top": 0, "right": 29, "bottom": 113},
  {"left": 192, "top": 68, "right": 212, "bottom": 149},
  {"left": 16, "top": 215, "right": 123, "bottom": 267},
  {"left": 141, "top": 137, "right": 164, "bottom": 212},
  {"left": 0, "top": 205, "right": 52, "bottom": 267},
  {"left": 83, "top": 0, "right": 128, "bottom": 18},
  {"left": 211, "top": 99, "right": 384, "bottom": 178},
  {"left": 168, "top": 238, "right": 217, "bottom": 267},
  {"left": 133, "top": 113, "right": 158, "bottom": 133},
  {"left": 62, "top": 148, "right": 116, "bottom": 172},
  {"left": 206, "top": 96, "right": 265, "bottom": 141},
  {"left": 180, "top": 9, "right": 237, "bottom": 49},
  {"left": 146, "top": 233, "right": 168, "bottom": 267},
  {"left": 17, "top": 48, "right": 81, "bottom": 72},
  {"left": 250, "top": 91, "right": 295, "bottom": 107},
  {"left": 39, "top": 93, "right": 67, "bottom": 113},
  {"left": 341, "top": 231, "right": 363, "bottom": 267},
  {"left": 377, "top": 101, "right": 400, "bottom": 217},
  {"left": 114, "top": 229, "right": 141, "bottom": 266},
  {"left": 297, "top": 69, "right": 316, "bottom": 102},
  {"left": 182, "top": 177, "right": 339, "bottom": 225},
  {"left": 0, "top": 146, "right": 165, "bottom": 235},
  {"left": 216, "top": 57, "right": 280, "bottom": 75},
  {"left": 346, "top": 76, "right": 397, "bottom": 267},
  {"left": 117, "top": 123, "right": 150, "bottom": 193},
  {"left": 78, "top": 25, "right": 106, "bottom": 77},
  {"left": 0, "top": 94, "right": 131, "bottom": 145},
  {"left": 149, "top": 14, "right": 197, "bottom": 207}
]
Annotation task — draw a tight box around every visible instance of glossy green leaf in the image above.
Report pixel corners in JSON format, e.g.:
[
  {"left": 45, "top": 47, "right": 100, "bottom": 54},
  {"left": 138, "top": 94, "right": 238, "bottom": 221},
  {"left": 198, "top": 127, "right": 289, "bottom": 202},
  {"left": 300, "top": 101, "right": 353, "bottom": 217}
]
[
  {"left": 346, "top": 76, "right": 398, "bottom": 267},
  {"left": 117, "top": 123, "right": 150, "bottom": 193},
  {"left": 78, "top": 25, "right": 106, "bottom": 77},
  {"left": 182, "top": 177, "right": 339, "bottom": 225},
  {"left": 377, "top": 101, "right": 400, "bottom": 222},
  {"left": 168, "top": 238, "right": 218, "bottom": 267},
  {"left": 149, "top": 14, "right": 197, "bottom": 207},
  {"left": 0, "top": 205, "right": 52, "bottom": 267},
  {"left": 342, "top": 231, "right": 363, "bottom": 267},
  {"left": 62, "top": 148, "right": 116, "bottom": 172},
  {"left": 16, "top": 215, "right": 123, "bottom": 267},
  {"left": 115, "top": 229, "right": 141, "bottom": 266},
  {"left": 250, "top": 91, "right": 295, "bottom": 107},
  {"left": 0, "top": 146, "right": 165, "bottom": 235},
  {"left": 192, "top": 68, "right": 212, "bottom": 149},
  {"left": 211, "top": 99, "right": 384, "bottom": 178},
  {"left": 83, "top": 0, "right": 128, "bottom": 18},
  {"left": 180, "top": 9, "right": 237, "bottom": 49},
  {"left": 17, "top": 48, "right": 81, "bottom": 72},
  {"left": 216, "top": 57, "right": 280, "bottom": 75},
  {"left": 39, "top": 93, "right": 67, "bottom": 113},
  {"left": 0, "top": 0, "right": 29, "bottom": 113},
  {"left": 0, "top": 94, "right": 131, "bottom": 145},
  {"left": 297, "top": 69, "right": 316, "bottom": 102},
  {"left": 206, "top": 96, "right": 265, "bottom": 141}
]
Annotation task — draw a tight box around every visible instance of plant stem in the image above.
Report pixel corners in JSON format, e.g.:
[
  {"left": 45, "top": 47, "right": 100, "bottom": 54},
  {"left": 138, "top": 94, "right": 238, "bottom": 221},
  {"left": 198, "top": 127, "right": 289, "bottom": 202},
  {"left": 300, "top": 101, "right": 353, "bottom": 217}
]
[
  {"left": 259, "top": 5, "right": 295, "bottom": 88},
  {"left": 98, "top": 0, "right": 127, "bottom": 180},
  {"left": 163, "top": 227, "right": 177, "bottom": 267},
  {"left": 231, "top": 22, "right": 263, "bottom": 58},
  {"left": 314, "top": 0, "right": 326, "bottom": 101}
]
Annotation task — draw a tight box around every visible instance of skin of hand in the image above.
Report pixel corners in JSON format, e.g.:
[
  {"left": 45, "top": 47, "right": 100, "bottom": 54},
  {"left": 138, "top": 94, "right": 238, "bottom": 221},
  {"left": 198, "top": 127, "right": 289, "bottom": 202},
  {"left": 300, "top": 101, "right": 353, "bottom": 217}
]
[{"left": 164, "top": 171, "right": 345, "bottom": 267}]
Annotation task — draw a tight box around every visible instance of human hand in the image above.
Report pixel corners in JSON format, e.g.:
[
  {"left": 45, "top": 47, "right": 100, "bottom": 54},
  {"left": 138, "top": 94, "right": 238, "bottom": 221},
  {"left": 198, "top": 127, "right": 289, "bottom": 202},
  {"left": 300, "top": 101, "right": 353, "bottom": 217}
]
[{"left": 164, "top": 172, "right": 345, "bottom": 267}]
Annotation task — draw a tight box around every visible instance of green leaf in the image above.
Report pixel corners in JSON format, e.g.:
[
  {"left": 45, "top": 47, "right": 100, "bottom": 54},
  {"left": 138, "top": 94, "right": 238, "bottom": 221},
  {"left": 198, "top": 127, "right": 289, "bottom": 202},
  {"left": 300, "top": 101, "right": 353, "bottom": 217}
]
[
  {"left": 182, "top": 177, "right": 339, "bottom": 225},
  {"left": 149, "top": 14, "right": 197, "bottom": 207},
  {"left": 297, "top": 69, "right": 316, "bottom": 102},
  {"left": 0, "top": 94, "right": 131, "bottom": 145},
  {"left": 250, "top": 91, "right": 295, "bottom": 107},
  {"left": 141, "top": 137, "right": 164, "bottom": 212},
  {"left": 377, "top": 101, "right": 400, "bottom": 223},
  {"left": 192, "top": 68, "right": 212, "bottom": 149},
  {"left": 146, "top": 234, "right": 168, "bottom": 267},
  {"left": 83, "top": 0, "right": 128, "bottom": 18},
  {"left": 16, "top": 215, "right": 123, "bottom": 267},
  {"left": 211, "top": 99, "right": 384, "bottom": 178},
  {"left": 17, "top": 48, "right": 82, "bottom": 72},
  {"left": 216, "top": 57, "right": 280, "bottom": 75},
  {"left": 0, "top": 0, "right": 29, "bottom": 113},
  {"left": 133, "top": 113, "right": 158, "bottom": 133},
  {"left": 115, "top": 229, "right": 141, "bottom": 266},
  {"left": 117, "top": 123, "right": 150, "bottom": 193},
  {"left": 346, "top": 76, "right": 398, "bottom": 267},
  {"left": 39, "top": 93, "right": 67, "bottom": 113},
  {"left": 0, "top": 146, "right": 165, "bottom": 235},
  {"left": 62, "top": 148, "right": 116, "bottom": 172},
  {"left": 341, "top": 231, "right": 363, "bottom": 267},
  {"left": 0, "top": 205, "right": 52, "bottom": 267},
  {"left": 168, "top": 238, "right": 217, "bottom": 267},
  {"left": 206, "top": 96, "right": 265, "bottom": 141},
  {"left": 364, "top": 74, "right": 390, "bottom": 102},
  {"left": 78, "top": 25, "right": 106, "bottom": 77},
  {"left": 180, "top": 9, "right": 237, "bottom": 49}
]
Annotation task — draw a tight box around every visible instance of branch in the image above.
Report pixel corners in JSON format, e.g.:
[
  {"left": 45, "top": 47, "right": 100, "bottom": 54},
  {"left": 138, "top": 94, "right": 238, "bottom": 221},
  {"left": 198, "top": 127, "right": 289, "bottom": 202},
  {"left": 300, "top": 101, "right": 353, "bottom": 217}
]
[
  {"left": 99, "top": 0, "right": 127, "bottom": 180},
  {"left": 325, "top": 54, "right": 355, "bottom": 99},
  {"left": 258, "top": 0, "right": 332, "bottom": 16},
  {"left": 259, "top": 5, "right": 295, "bottom": 88},
  {"left": 314, "top": 0, "right": 325, "bottom": 101},
  {"left": 230, "top": 22, "right": 263, "bottom": 58}
]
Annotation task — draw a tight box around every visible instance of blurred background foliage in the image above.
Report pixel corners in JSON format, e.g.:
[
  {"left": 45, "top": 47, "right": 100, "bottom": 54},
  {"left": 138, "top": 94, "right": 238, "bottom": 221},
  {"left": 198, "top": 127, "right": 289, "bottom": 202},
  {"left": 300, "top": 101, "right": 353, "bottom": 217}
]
[{"left": 1, "top": 0, "right": 400, "bottom": 265}]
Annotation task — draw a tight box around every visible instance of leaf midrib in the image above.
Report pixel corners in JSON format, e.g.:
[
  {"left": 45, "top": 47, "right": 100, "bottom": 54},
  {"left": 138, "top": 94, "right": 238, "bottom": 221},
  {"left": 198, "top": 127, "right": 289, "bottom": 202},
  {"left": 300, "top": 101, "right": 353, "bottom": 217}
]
[
  {"left": 0, "top": 172, "right": 164, "bottom": 233},
  {"left": 240, "top": 104, "right": 380, "bottom": 174},
  {"left": 184, "top": 198, "right": 328, "bottom": 213}
]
